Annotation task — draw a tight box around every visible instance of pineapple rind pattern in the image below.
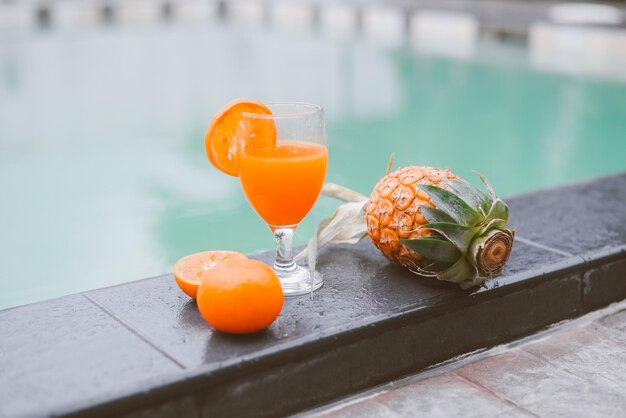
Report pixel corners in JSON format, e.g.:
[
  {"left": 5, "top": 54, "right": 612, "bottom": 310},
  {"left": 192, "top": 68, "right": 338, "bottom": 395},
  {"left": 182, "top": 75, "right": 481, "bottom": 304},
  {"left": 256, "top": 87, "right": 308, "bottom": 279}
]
[
  {"left": 365, "top": 166, "right": 514, "bottom": 288},
  {"left": 366, "top": 167, "right": 460, "bottom": 269}
]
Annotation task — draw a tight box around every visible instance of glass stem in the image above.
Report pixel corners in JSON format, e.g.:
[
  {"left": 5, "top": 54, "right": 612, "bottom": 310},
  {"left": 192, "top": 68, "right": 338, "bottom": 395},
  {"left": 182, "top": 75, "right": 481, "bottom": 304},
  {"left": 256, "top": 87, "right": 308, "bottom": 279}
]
[{"left": 273, "top": 227, "right": 296, "bottom": 272}]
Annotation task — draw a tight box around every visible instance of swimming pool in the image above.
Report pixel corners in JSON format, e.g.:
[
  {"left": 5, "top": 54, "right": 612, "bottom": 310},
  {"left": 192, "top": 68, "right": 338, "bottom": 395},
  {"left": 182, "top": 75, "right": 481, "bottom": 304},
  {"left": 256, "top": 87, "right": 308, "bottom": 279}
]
[{"left": 1, "top": 23, "right": 625, "bottom": 309}]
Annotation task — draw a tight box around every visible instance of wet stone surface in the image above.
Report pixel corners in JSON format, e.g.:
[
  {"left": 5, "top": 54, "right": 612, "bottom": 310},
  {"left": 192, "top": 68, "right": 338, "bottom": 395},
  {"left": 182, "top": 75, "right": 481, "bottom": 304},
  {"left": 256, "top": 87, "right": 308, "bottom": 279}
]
[
  {"left": 311, "top": 373, "right": 535, "bottom": 418},
  {"left": 583, "top": 257, "right": 626, "bottom": 310},
  {"left": 86, "top": 240, "right": 564, "bottom": 370},
  {"left": 507, "top": 173, "right": 626, "bottom": 255},
  {"left": 308, "top": 304, "right": 626, "bottom": 418},
  {"left": 373, "top": 373, "right": 517, "bottom": 417},
  {"left": 317, "top": 398, "right": 397, "bottom": 418},
  {"left": 455, "top": 348, "right": 626, "bottom": 417},
  {"left": 1, "top": 172, "right": 625, "bottom": 417},
  {"left": 596, "top": 308, "right": 626, "bottom": 339},
  {"left": 120, "top": 396, "right": 199, "bottom": 418},
  {"left": 0, "top": 295, "right": 180, "bottom": 418},
  {"left": 522, "top": 325, "right": 626, "bottom": 386}
]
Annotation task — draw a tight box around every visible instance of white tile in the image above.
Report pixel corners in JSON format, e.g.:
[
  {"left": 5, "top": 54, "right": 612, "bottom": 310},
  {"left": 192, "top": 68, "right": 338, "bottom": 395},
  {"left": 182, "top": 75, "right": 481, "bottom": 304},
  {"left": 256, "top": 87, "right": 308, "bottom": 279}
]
[
  {"left": 176, "top": 0, "right": 218, "bottom": 22},
  {"left": 362, "top": 5, "right": 405, "bottom": 48},
  {"left": 381, "top": 374, "right": 515, "bottom": 417},
  {"left": 0, "top": 1, "right": 35, "bottom": 30},
  {"left": 548, "top": 3, "right": 623, "bottom": 26},
  {"left": 55, "top": 0, "right": 101, "bottom": 28},
  {"left": 272, "top": 0, "right": 315, "bottom": 33},
  {"left": 229, "top": 0, "right": 264, "bottom": 27},
  {"left": 117, "top": 0, "right": 162, "bottom": 24},
  {"left": 410, "top": 10, "right": 478, "bottom": 59},
  {"left": 530, "top": 23, "right": 626, "bottom": 81},
  {"left": 320, "top": 2, "right": 357, "bottom": 40}
]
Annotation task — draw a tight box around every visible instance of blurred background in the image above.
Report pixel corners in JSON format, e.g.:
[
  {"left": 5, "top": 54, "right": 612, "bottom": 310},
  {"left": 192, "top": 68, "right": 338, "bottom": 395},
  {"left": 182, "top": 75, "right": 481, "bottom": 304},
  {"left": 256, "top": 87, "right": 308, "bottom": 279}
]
[{"left": 1, "top": 0, "right": 626, "bottom": 309}]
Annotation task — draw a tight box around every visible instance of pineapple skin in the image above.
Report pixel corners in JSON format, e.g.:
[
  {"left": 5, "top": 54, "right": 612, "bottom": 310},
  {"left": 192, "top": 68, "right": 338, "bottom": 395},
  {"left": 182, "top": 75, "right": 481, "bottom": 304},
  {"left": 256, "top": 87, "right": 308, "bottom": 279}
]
[{"left": 365, "top": 166, "right": 460, "bottom": 269}]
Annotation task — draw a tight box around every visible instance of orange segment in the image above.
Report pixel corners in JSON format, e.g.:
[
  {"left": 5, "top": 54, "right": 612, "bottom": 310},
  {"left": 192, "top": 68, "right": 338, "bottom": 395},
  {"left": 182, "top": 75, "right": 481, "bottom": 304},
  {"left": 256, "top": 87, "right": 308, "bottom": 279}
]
[
  {"left": 204, "top": 99, "right": 276, "bottom": 177},
  {"left": 173, "top": 250, "right": 247, "bottom": 298}
]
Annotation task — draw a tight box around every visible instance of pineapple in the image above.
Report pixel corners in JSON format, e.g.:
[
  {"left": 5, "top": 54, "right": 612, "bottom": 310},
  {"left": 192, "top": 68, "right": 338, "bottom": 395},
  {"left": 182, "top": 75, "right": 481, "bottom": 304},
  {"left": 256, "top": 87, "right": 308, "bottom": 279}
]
[
  {"left": 365, "top": 166, "right": 514, "bottom": 288},
  {"left": 303, "top": 164, "right": 515, "bottom": 289}
]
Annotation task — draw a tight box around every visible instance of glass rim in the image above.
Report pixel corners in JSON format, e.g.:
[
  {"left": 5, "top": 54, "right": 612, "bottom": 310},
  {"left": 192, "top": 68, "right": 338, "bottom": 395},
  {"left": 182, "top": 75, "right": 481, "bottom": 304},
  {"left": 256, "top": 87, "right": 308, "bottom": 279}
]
[{"left": 241, "top": 102, "right": 323, "bottom": 119}]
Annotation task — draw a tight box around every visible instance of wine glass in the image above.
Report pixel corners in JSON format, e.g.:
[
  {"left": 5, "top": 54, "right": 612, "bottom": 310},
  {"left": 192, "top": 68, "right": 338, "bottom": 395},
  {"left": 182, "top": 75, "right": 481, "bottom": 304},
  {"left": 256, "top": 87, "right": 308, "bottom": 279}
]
[{"left": 237, "top": 103, "right": 327, "bottom": 296}]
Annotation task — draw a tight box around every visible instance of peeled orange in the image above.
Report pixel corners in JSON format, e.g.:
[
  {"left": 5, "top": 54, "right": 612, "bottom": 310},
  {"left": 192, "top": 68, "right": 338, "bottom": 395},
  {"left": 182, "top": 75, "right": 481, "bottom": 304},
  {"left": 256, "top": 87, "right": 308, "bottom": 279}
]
[
  {"left": 204, "top": 99, "right": 276, "bottom": 177},
  {"left": 197, "top": 259, "right": 284, "bottom": 334},
  {"left": 173, "top": 250, "right": 247, "bottom": 298}
]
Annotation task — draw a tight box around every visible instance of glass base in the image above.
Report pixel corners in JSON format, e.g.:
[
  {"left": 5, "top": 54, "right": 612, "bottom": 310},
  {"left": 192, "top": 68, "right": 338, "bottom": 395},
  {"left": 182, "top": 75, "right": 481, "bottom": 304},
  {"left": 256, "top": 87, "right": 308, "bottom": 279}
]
[{"left": 274, "top": 264, "right": 323, "bottom": 296}]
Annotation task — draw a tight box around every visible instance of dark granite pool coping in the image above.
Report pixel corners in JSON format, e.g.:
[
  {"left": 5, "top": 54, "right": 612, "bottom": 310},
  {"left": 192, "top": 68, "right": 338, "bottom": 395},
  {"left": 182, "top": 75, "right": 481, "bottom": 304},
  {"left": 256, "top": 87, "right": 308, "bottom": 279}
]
[{"left": 1, "top": 172, "right": 625, "bottom": 418}]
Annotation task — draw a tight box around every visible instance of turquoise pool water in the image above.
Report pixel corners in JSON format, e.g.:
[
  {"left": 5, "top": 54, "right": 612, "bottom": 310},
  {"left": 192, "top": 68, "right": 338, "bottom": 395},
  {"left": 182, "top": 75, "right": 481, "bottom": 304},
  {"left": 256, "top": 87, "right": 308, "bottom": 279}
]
[{"left": 1, "top": 25, "right": 625, "bottom": 309}]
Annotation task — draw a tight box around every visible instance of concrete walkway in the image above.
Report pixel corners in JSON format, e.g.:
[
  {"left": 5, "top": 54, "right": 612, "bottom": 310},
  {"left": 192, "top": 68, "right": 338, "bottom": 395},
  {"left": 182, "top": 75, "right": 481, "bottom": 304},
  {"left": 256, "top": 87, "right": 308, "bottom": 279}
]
[{"left": 304, "top": 300, "right": 626, "bottom": 418}]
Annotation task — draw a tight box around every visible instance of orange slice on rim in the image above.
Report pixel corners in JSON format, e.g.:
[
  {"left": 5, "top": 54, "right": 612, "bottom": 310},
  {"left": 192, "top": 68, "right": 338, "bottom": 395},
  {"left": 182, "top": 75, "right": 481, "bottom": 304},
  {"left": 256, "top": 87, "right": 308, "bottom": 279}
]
[
  {"left": 204, "top": 99, "right": 276, "bottom": 177},
  {"left": 173, "top": 250, "right": 247, "bottom": 298}
]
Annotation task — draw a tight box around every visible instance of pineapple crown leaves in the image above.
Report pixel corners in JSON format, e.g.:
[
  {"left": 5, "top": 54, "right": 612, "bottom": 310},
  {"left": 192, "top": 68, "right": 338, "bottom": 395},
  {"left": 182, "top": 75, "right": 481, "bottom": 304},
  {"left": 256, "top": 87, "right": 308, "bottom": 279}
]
[{"left": 400, "top": 173, "right": 514, "bottom": 289}]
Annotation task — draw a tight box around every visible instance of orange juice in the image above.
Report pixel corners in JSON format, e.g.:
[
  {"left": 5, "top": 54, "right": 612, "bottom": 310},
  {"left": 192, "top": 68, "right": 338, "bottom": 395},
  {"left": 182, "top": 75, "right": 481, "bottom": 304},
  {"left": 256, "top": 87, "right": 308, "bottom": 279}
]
[{"left": 239, "top": 140, "right": 328, "bottom": 226}]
